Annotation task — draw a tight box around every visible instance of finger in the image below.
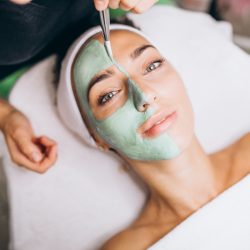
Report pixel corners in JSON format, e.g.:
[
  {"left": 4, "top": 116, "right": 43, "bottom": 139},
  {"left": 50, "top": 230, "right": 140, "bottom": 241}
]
[
  {"left": 39, "top": 145, "right": 58, "bottom": 170},
  {"left": 109, "top": 0, "right": 120, "bottom": 9},
  {"left": 10, "top": 0, "right": 32, "bottom": 4},
  {"left": 34, "top": 136, "right": 58, "bottom": 169},
  {"left": 35, "top": 136, "right": 57, "bottom": 148},
  {"left": 132, "top": 0, "right": 158, "bottom": 13},
  {"left": 93, "top": 0, "right": 109, "bottom": 11},
  {"left": 5, "top": 136, "right": 48, "bottom": 173},
  {"left": 14, "top": 131, "right": 43, "bottom": 163},
  {"left": 119, "top": 0, "right": 140, "bottom": 11}
]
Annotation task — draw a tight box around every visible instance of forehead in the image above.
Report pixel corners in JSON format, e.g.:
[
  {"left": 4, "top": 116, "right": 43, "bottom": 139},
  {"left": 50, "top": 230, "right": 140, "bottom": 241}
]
[
  {"left": 92, "top": 29, "right": 151, "bottom": 53},
  {"left": 72, "top": 30, "right": 153, "bottom": 99}
]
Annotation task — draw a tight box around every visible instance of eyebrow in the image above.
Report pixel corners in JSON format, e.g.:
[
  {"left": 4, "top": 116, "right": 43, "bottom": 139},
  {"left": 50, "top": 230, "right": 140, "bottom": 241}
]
[
  {"left": 130, "top": 44, "right": 156, "bottom": 60},
  {"left": 88, "top": 69, "right": 114, "bottom": 97},
  {"left": 88, "top": 44, "right": 156, "bottom": 94}
]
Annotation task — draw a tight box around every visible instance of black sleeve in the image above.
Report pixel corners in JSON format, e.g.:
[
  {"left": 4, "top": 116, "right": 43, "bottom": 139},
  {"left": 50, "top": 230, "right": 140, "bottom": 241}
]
[{"left": 0, "top": 0, "right": 98, "bottom": 80}]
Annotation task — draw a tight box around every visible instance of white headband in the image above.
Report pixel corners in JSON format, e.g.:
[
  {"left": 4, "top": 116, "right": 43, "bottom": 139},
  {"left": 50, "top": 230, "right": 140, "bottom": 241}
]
[{"left": 57, "top": 24, "right": 149, "bottom": 147}]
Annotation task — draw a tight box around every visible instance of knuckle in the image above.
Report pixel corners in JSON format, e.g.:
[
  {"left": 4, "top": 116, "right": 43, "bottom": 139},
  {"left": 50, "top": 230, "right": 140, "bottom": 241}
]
[
  {"left": 133, "top": 5, "right": 145, "bottom": 13},
  {"left": 12, "top": 127, "right": 26, "bottom": 140},
  {"left": 11, "top": 157, "right": 23, "bottom": 167},
  {"left": 15, "top": 161, "right": 22, "bottom": 167},
  {"left": 10, "top": 156, "right": 17, "bottom": 164},
  {"left": 121, "top": 0, "right": 134, "bottom": 9},
  {"left": 109, "top": 3, "right": 118, "bottom": 9},
  {"left": 37, "top": 168, "right": 47, "bottom": 174},
  {"left": 22, "top": 145, "right": 34, "bottom": 155},
  {"left": 109, "top": 0, "right": 119, "bottom": 9},
  {"left": 11, "top": 154, "right": 19, "bottom": 164}
]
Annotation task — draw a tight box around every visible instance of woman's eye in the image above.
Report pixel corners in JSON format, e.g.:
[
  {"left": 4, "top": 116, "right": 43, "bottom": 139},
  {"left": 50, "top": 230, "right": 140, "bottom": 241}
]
[
  {"left": 146, "top": 59, "right": 165, "bottom": 73},
  {"left": 98, "top": 90, "right": 119, "bottom": 106}
]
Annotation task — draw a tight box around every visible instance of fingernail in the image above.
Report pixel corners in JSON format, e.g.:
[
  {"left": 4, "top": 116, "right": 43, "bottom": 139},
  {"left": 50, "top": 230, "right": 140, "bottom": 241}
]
[
  {"left": 95, "top": 0, "right": 108, "bottom": 10},
  {"left": 32, "top": 152, "right": 42, "bottom": 162}
]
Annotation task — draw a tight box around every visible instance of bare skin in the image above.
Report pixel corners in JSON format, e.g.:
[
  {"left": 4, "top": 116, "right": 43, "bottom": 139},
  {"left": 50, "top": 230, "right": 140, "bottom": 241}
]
[
  {"left": 101, "top": 134, "right": 250, "bottom": 250},
  {"left": 0, "top": 100, "right": 57, "bottom": 173},
  {"left": 4, "top": 0, "right": 157, "bottom": 173},
  {"left": 10, "top": 0, "right": 158, "bottom": 13},
  {"left": 72, "top": 30, "right": 250, "bottom": 249}
]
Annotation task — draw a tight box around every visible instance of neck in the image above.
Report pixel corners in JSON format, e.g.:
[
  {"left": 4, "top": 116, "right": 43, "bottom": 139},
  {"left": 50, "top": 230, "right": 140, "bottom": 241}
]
[{"left": 126, "top": 136, "right": 219, "bottom": 221}]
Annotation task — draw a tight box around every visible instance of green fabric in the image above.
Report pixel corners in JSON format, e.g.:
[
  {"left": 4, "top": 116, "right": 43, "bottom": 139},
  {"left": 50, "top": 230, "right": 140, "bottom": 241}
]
[
  {"left": 0, "top": 67, "right": 30, "bottom": 99},
  {"left": 110, "top": 0, "right": 175, "bottom": 18},
  {"left": 158, "top": 0, "right": 174, "bottom": 4}
]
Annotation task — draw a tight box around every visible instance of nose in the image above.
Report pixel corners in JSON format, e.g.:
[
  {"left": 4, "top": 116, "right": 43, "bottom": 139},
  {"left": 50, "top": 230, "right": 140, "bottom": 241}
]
[{"left": 128, "top": 78, "right": 157, "bottom": 112}]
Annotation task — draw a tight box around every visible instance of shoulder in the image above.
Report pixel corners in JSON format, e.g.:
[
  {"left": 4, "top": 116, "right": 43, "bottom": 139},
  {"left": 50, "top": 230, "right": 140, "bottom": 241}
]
[
  {"left": 232, "top": 132, "right": 250, "bottom": 174},
  {"left": 211, "top": 132, "right": 250, "bottom": 183},
  {"left": 100, "top": 227, "right": 151, "bottom": 250}
]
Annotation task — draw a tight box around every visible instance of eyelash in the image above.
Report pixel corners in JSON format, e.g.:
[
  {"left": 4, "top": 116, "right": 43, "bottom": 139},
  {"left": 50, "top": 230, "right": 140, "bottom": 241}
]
[
  {"left": 98, "top": 90, "right": 119, "bottom": 106},
  {"left": 145, "top": 58, "right": 165, "bottom": 74},
  {"left": 97, "top": 58, "right": 165, "bottom": 106}
]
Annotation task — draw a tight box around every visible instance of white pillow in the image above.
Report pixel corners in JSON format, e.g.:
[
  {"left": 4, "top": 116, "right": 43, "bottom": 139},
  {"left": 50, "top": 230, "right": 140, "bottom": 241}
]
[{"left": 2, "top": 6, "right": 250, "bottom": 250}]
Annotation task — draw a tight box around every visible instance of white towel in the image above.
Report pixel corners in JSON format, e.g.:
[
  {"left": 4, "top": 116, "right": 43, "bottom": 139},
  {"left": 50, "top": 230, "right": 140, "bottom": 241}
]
[{"left": 148, "top": 174, "right": 250, "bottom": 250}]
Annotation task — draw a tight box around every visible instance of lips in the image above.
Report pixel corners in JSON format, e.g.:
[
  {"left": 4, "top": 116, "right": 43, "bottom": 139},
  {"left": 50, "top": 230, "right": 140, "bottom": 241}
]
[{"left": 139, "top": 111, "right": 177, "bottom": 138}]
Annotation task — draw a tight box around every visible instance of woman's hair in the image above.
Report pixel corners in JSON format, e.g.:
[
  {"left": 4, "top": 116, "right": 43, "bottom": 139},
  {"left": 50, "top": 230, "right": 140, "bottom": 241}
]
[{"left": 53, "top": 16, "right": 139, "bottom": 86}]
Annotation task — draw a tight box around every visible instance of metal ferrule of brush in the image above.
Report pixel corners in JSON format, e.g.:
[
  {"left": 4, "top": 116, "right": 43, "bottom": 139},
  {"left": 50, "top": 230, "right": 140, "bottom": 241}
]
[
  {"left": 99, "top": 9, "right": 113, "bottom": 58},
  {"left": 99, "top": 9, "right": 110, "bottom": 41}
]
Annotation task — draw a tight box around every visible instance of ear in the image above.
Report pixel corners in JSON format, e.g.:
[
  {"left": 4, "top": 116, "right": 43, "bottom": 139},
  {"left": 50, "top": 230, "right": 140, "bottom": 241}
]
[
  {"left": 96, "top": 141, "right": 110, "bottom": 152},
  {"left": 90, "top": 130, "right": 110, "bottom": 152}
]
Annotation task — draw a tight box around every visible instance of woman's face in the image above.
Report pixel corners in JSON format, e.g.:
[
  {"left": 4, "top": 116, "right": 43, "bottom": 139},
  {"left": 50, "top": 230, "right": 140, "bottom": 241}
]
[{"left": 73, "top": 29, "right": 194, "bottom": 161}]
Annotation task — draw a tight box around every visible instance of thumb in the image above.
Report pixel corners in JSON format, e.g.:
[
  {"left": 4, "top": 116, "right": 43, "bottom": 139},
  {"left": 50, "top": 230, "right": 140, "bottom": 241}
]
[
  {"left": 93, "top": 0, "right": 109, "bottom": 11},
  {"left": 16, "top": 135, "right": 43, "bottom": 162}
]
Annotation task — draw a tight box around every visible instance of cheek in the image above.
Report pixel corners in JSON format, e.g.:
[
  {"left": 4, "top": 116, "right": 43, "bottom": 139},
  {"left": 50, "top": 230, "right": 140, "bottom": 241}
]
[
  {"left": 155, "top": 71, "right": 186, "bottom": 105},
  {"left": 169, "top": 80, "right": 195, "bottom": 150},
  {"left": 155, "top": 71, "right": 195, "bottom": 148}
]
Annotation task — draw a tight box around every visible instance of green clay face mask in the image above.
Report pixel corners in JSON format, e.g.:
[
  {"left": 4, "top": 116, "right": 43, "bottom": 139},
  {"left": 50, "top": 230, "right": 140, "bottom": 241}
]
[{"left": 73, "top": 39, "right": 180, "bottom": 161}]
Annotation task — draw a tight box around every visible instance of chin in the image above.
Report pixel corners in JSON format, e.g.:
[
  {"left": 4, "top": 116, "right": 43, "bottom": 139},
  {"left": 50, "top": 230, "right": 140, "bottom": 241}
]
[
  {"left": 175, "top": 131, "right": 195, "bottom": 155},
  {"left": 169, "top": 118, "right": 195, "bottom": 154}
]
